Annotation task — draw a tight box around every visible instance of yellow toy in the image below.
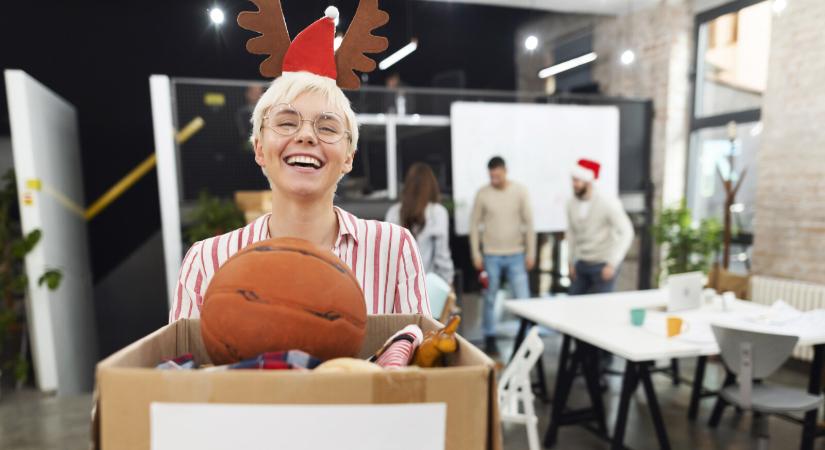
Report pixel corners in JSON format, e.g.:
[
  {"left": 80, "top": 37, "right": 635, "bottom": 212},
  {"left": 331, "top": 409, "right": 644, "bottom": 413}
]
[{"left": 413, "top": 316, "right": 461, "bottom": 368}]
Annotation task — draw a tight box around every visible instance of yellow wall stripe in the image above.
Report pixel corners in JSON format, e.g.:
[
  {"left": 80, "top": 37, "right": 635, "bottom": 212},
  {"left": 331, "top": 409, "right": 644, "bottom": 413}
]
[{"left": 83, "top": 116, "right": 205, "bottom": 221}]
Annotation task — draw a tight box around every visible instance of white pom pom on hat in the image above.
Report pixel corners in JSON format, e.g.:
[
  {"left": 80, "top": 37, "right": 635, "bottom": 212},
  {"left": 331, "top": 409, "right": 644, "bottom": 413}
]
[{"left": 325, "top": 6, "right": 339, "bottom": 20}]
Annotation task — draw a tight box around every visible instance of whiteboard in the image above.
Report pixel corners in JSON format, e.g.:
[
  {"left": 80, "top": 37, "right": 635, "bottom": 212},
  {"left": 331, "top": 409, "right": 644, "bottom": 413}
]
[{"left": 450, "top": 102, "right": 620, "bottom": 235}]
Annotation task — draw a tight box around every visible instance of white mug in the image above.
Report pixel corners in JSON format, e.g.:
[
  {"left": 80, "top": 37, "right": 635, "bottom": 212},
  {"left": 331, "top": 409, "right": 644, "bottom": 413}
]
[{"left": 721, "top": 291, "right": 736, "bottom": 311}]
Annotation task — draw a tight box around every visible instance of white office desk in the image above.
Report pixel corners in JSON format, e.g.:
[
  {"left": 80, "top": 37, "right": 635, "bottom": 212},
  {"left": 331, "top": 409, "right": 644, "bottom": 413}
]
[
  {"left": 506, "top": 289, "right": 825, "bottom": 360},
  {"left": 504, "top": 289, "right": 825, "bottom": 450}
]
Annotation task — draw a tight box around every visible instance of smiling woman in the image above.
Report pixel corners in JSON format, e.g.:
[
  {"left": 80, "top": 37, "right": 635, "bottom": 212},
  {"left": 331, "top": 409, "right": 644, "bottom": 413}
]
[{"left": 169, "top": 4, "right": 431, "bottom": 322}]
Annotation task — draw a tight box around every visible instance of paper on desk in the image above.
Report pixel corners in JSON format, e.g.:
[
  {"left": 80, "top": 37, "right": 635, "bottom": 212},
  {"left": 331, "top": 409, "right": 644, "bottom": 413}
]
[
  {"left": 723, "top": 300, "right": 825, "bottom": 339},
  {"left": 151, "top": 403, "right": 446, "bottom": 450}
]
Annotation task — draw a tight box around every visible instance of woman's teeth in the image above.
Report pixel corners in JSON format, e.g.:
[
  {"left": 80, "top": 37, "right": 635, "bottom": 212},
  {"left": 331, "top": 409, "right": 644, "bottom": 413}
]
[{"left": 285, "top": 155, "right": 322, "bottom": 168}]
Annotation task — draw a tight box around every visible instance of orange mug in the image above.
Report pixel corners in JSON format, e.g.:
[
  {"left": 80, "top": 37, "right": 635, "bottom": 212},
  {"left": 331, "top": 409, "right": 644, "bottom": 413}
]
[{"left": 666, "top": 316, "right": 689, "bottom": 337}]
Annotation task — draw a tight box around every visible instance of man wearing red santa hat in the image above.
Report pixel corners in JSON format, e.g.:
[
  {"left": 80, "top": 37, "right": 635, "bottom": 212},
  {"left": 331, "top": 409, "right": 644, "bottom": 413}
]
[{"left": 566, "top": 158, "right": 634, "bottom": 295}]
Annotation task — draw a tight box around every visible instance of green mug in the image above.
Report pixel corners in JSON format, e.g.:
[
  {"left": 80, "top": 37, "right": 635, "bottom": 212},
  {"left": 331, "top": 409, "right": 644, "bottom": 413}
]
[{"left": 630, "top": 308, "right": 646, "bottom": 326}]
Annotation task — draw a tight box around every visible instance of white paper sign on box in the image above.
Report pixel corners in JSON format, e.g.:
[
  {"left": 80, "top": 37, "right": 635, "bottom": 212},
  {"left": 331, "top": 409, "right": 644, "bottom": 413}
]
[{"left": 151, "top": 402, "right": 447, "bottom": 450}]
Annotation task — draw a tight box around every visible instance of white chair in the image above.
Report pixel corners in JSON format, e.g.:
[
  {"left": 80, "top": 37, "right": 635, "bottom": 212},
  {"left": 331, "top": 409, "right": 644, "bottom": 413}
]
[{"left": 498, "top": 326, "right": 544, "bottom": 450}]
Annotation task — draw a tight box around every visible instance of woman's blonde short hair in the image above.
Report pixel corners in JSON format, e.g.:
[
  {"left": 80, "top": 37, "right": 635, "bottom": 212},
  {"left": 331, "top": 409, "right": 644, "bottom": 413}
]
[{"left": 250, "top": 72, "right": 359, "bottom": 156}]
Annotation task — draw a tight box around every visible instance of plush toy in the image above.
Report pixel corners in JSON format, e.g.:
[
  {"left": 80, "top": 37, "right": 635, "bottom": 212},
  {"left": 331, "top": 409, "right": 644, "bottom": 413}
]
[
  {"left": 413, "top": 316, "right": 461, "bottom": 368},
  {"left": 315, "top": 358, "right": 383, "bottom": 373},
  {"left": 369, "top": 324, "right": 424, "bottom": 369}
]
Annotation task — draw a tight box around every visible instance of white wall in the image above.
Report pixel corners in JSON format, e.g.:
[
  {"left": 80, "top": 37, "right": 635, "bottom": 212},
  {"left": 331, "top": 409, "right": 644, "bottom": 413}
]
[{"left": 5, "top": 70, "right": 97, "bottom": 394}]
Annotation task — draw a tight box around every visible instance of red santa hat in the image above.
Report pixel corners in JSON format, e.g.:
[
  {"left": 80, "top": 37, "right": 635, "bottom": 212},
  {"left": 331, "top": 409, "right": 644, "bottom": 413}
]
[
  {"left": 237, "top": 1, "right": 390, "bottom": 90},
  {"left": 572, "top": 158, "right": 601, "bottom": 182},
  {"left": 282, "top": 7, "right": 338, "bottom": 80}
]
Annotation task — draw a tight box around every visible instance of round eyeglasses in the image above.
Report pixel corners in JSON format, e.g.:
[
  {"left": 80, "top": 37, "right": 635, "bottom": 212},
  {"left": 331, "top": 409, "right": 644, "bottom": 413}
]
[{"left": 262, "top": 103, "right": 352, "bottom": 145}]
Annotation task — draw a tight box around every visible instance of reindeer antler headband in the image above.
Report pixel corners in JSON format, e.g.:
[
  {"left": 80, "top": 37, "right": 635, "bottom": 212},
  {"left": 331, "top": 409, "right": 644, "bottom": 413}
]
[{"left": 237, "top": 0, "right": 389, "bottom": 90}]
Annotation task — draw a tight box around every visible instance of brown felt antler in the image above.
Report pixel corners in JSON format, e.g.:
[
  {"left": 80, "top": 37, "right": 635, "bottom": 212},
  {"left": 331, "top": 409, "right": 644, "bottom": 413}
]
[
  {"left": 335, "top": 0, "right": 390, "bottom": 89},
  {"left": 237, "top": 0, "right": 291, "bottom": 78}
]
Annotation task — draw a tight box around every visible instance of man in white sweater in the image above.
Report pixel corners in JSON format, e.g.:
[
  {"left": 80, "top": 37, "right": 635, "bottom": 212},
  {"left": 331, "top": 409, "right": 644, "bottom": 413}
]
[{"left": 566, "top": 159, "right": 634, "bottom": 295}]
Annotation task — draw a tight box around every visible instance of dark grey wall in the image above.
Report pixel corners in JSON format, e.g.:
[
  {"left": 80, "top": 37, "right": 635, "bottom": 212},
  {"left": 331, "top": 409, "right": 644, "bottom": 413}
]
[
  {"left": 94, "top": 231, "right": 168, "bottom": 359},
  {"left": 0, "top": 136, "right": 12, "bottom": 175}
]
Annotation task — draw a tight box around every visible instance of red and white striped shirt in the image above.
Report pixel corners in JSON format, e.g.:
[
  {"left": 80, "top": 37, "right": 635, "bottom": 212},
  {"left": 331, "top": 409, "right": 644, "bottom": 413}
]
[{"left": 169, "top": 206, "right": 431, "bottom": 322}]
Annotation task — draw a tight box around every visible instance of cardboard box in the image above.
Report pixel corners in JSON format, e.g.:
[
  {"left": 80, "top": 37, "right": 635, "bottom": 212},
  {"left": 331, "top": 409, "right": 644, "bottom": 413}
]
[
  {"left": 95, "top": 315, "right": 502, "bottom": 450},
  {"left": 234, "top": 190, "right": 271, "bottom": 224}
]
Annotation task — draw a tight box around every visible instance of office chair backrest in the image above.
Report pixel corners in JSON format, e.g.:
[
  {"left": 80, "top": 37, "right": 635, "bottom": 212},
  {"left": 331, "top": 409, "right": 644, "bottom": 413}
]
[{"left": 711, "top": 324, "right": 798, "bottom": 380}]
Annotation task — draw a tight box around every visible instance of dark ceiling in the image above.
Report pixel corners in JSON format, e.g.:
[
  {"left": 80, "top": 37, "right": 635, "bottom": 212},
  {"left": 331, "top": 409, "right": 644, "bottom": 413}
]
[{"left": 0, "top": 0, "right": 544, "bottom": 281}]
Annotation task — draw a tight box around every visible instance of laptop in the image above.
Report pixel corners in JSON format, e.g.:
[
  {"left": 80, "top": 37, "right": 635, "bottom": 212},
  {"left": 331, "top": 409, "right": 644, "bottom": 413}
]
[{"left": 666, "top": 271, "right": 704, "bottom": 312}]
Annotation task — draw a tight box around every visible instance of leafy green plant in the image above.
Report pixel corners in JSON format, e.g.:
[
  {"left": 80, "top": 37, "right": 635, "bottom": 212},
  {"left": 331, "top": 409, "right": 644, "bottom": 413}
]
[
  {"left": 0, "top": 169, "right": 62, "bottom": 386},
  {"left": 184, "top": 190, "right": 245, "bottom": 245},
  {"left": 653, "top": 202, "right": 722, "bottom": 277}
]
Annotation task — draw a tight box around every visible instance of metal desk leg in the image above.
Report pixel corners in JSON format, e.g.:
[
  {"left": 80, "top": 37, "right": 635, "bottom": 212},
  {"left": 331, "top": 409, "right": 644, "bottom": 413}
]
[
  {"left": 510, "top": 318, "right": 532, "bottom": 363},
  {"left": 581, "top": 343, "right": 608, "bottom": 437},
  {"left": 611, "top": 361, "right": 640, "bottom": 450},
  {"left": 670, "top": 358, "right": 680, "bottom": 386},
  {"left": 544, "top": 334, "right": 573, "bottom": 448},
  {"left": 708, "top": 371, "right": 736, "bottom": 427},
  {"left": 639, "top": 362, "right": 672, "bottom": 450},
  {"left": 801, "top": 344, "right": 824, "bottom": 450},
  {"left": 534, "top": 354, "right": 550, "bottom": 402},
  {"left": 688, "top": 356, "right": 708, "bottom": 420}
]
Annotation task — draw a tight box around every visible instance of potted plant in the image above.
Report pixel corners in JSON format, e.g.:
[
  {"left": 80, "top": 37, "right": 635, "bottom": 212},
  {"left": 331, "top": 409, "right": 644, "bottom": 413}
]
[
  {"left": 653, "top": 201, "right": 722, "bottom": 279},
  {"left": 0, "top": 169, "right": 62, "bottom": 394},
  {"left": 184, "top": 190, "right": 246, "bottom": 246}
]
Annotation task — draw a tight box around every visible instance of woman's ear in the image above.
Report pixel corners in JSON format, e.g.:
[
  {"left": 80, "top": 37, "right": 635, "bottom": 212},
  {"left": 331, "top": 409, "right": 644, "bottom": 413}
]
[
  {"left": 253, "top": 138, "right": 265, "bottom": 167},
  {"left": 342, "top": 148, "right": 355, "bottom": 174}
]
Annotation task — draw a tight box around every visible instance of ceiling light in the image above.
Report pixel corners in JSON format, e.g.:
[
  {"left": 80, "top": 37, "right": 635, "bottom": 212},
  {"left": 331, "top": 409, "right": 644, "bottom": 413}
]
[
  {"left": 538, "top": 52, "right": 597, "bottom": 79},
  {"left": 209, "top": 8, "right": 225, "bottom": 25},
  {"left": 379, "top": 39, "right": 418, "bottom": 71},
  {"left": 620, "top": 49, "right": 635, "bottom": 65},
  {"left": 772, "top": 0, "right": 787, "bottom": 14},
  {"left": 525, "top": 35, "right": 538, "bottom": 51}
]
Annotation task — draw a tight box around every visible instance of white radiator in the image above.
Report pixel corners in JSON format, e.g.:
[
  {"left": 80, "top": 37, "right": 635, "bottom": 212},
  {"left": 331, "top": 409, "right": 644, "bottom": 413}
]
[{"left": 751, "top": 275, "right": 825, "bottom": 361}]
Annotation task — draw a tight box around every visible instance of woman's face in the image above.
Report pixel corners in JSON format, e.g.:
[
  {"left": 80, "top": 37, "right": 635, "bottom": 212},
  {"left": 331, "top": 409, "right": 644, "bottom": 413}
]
[{"left": 254, "top": 91, "right": 354, "bottom": 200}]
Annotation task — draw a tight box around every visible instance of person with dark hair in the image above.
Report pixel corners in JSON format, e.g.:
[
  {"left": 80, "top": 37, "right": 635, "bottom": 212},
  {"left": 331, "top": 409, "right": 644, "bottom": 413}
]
[
  {"left": 386, "top": 163, "right": 454, "bottom": 285},
  {"left": 487, "top": 156, "right": 505, "bottom": 170},
  {"left": 470, "top": 156, "right": 535, "bottom": 355}
]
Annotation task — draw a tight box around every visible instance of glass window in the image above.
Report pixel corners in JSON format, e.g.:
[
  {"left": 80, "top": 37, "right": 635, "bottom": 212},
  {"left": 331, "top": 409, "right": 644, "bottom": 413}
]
[
  {"left": 686, "top": 122, "right": 761, "bottom": 233},
  {"left": 694, "top": 1, "right": 772, "bottom": 118},
  {"left": 397, "top": 125, "right": 452, "bottom": 195},
  {"left": 339, "top": 124, "right": 387, "bottom": 199}
]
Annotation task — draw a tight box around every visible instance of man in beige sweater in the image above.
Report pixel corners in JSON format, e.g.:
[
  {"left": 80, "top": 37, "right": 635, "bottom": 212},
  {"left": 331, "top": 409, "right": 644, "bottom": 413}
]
[
  {"left": 567, "top": 159, "right": 634, "bottom": 295},
  {"left": 470, "top": 156, "right": 536, "bottom": 354}
]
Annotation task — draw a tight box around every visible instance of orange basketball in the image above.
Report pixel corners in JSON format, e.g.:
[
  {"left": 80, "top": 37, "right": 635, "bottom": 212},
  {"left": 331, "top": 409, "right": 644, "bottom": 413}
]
[{"left": 200, "top": 237, "right": 366, "bottom": 365}]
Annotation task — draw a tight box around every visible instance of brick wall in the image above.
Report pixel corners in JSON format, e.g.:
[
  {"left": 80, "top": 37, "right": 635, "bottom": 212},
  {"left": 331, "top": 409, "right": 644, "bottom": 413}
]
[
  {"left": 591, "top": 1, "right": 693, "bottom": 212},
  {"left": 752, "top": 0, "right": 825, "bottom": 282}
]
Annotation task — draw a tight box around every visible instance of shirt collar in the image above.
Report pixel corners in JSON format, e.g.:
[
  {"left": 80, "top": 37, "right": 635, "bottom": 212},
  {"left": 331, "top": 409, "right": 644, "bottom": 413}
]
[
  {"left": 264, "top": 207, "right": 358, "bottom": 244},
  {"left": 334, "top": 206, "right": 359, "bottom": 244}
]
